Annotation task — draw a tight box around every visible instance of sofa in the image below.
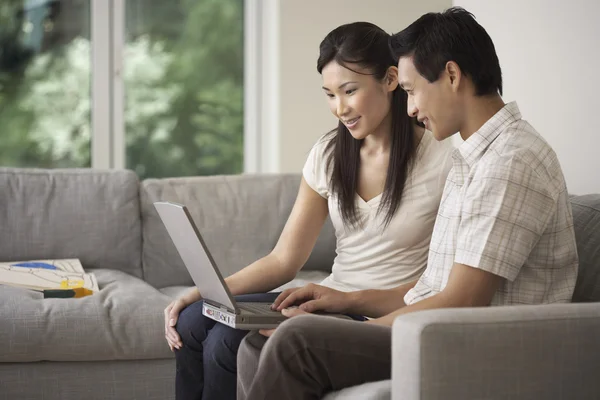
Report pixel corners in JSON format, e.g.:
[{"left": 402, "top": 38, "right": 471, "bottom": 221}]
[{"left": 0, "top": 168, "right": 598, "bottom": 400}]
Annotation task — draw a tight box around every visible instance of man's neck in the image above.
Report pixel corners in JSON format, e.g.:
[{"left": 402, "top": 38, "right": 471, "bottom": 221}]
[{"left": 459, "top": 94, "right": 505, "bottom": 141}]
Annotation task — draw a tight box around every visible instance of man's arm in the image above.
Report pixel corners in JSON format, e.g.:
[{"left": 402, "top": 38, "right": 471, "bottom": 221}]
[
  {"left": 273, "top": 263, "right": 501, "bottom": 321},
  {"left": 369, "top": 262, "right": 504, "bottom": 326},
  {"left": 345, "top": 279, "right": 418, "bottom": 318}
]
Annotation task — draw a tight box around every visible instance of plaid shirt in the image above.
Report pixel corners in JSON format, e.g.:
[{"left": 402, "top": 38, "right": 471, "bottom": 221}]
[{"left": 405, "top": 102, "right": 578, "bottom": 306}]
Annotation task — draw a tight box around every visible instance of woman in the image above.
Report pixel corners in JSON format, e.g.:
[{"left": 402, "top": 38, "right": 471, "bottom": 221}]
[{"left": 164, "top": 21, "right": 454, "bottom": 400}]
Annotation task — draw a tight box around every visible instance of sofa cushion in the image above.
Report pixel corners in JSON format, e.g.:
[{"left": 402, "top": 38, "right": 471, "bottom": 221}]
[
  {"left": 140, "top": 174, "right": 336, "bottom": 288},
  {"left": 0, "top": 359, "right": 175, "bottom": 400},
  {"left": 0, "top": 269, "right": 172, "bottom": 362},
  {"left": 0, "top": 168, "right": 142, "bottom": 278},
  {"left": 571, "top": 194, "right": 600, "bottom": 302}
]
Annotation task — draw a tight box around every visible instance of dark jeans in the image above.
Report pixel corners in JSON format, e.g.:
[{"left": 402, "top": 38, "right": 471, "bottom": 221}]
[{"left": 174, "top": 292, "right": 280, "bottom": 400}]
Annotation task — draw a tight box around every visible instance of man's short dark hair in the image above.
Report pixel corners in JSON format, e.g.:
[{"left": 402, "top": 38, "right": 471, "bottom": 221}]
[{"left": 389, "top": 7, "right": 503, "bottom": 96}]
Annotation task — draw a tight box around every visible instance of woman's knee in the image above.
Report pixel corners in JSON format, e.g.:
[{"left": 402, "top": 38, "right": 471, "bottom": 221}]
[
  {"left": 203, "top": 324, "right": 249, "bottom": 368},
  {"left": 175, "top": 301, "right": 213, "bottom": 346}
]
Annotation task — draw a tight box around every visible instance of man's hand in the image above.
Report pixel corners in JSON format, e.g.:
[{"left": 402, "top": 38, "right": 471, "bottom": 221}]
[
  {"left": 259, "top": 307, "right": 309, "bottom": 337},
  {"left": 271, "top": 283, "right": 352, "bottom": 314}
]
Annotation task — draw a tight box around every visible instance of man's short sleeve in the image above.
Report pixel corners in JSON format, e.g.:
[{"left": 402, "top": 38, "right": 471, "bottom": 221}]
[
  {"left": 302, "top": 138, "right": 331, "bottom": 199},
  {"left": 454, "top": 157, "right": 557, "bottom": 281}
]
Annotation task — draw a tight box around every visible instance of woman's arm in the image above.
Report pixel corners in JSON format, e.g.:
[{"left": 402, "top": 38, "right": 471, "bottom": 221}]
[
  {"left": 166, "top": 177, "right": 328, "bottom": 350},
  {"left": 224, "top": 177, "right": 329, "bottom": 296}
]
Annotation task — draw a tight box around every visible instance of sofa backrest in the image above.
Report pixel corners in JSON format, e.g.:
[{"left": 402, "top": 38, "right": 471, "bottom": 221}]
[
  {"left": 140, "top": 174, "right": 336, "bottom": 288},
  {"left": 571, "top": 194, "right": 600, "bottom": 302},
  {"left": 0, "top": 168, "right": 143, "bottom": 277},
  {"left": 3, "top": 167, "right": 594, "bottom": 297}
]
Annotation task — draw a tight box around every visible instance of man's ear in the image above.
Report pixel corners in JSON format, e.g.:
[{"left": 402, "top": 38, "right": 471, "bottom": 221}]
[
  {"left": 445, "top": 61, "right": 462, "bottom": 92},
  {"left": 385, "top": 66, "right": 399, "bottom": 92}
]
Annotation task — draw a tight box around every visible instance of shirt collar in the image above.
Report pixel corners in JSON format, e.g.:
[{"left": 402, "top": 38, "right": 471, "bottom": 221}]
[
  {"left": 450, "top": 102, "right": 522, "bottom": 186},
  {"left": 456, "top": 101, "right": 522, "bottom": 168}
]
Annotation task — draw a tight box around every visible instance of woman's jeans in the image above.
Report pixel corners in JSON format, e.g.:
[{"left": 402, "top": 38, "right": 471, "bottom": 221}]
[{"left": 174, "top": 292, "right": 280, "bottom": 400}]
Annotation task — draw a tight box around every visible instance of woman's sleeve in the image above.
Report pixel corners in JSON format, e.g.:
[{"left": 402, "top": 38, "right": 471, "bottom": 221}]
[{"left": 302, "top": 138, "right": 331, "bottom": 199}]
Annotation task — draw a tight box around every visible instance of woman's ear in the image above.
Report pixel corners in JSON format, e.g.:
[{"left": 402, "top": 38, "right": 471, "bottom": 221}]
[{"left": 385, "top": 66, "right": 399, "bottom": 91}]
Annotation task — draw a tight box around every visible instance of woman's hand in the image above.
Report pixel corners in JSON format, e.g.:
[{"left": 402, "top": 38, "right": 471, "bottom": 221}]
[
  {"left": 272, "top": 283, "right": 352, "bottom": 314},
  {"left": 164, "top": 289, "right": 202, "bottom": 351}
]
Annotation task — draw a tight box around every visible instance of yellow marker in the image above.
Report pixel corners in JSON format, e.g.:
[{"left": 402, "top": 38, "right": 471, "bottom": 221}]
[
  {"left": 60, "top": 279, "right": 85, "bottom": 289},
  {"left": 72, "top": 287, "right": 94, "bottom": 298}
]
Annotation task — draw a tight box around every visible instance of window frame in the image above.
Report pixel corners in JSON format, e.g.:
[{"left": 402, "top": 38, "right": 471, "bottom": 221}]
[{"left": 90, "top": 0, "right": 267, "bottom": 173}]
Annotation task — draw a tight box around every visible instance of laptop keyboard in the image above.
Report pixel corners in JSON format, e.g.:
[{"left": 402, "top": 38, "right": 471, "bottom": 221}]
[{"left": 239, "top": 302, "right": 278, "bottom": 315}]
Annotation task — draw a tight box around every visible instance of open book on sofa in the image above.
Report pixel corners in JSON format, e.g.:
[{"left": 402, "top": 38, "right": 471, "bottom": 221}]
[{"left": 0, "top": 258, "right": 99, "bottom": 292}]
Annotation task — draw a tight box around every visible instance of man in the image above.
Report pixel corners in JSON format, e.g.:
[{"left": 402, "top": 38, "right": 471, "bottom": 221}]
[{"left": 237, "top": 7, "right": 579, "bottom": 400}]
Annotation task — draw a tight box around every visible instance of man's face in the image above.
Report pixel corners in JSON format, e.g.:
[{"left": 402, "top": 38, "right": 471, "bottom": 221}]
[{"left": 397, "top": 56, "right": 461, "bottom": 141}]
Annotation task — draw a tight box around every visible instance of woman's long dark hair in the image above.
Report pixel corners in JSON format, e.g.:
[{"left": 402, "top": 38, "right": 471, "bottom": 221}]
[{"left": 317, "top": 22, "right": 418, "bottom": 229}]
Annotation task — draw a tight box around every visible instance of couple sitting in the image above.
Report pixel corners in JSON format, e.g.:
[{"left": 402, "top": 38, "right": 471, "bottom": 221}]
[{"left": 164, "top": 7, "right": 578, "bottom": 400}]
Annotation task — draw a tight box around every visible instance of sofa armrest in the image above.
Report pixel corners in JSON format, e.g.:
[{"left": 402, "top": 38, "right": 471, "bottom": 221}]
[{"left": 391, "top": 303, "right": 600, "bottom": 400}]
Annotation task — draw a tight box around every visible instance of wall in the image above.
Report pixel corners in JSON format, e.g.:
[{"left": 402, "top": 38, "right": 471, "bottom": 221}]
[
  {"left": 271, "top": 0, "right": 451, "bottom": 173},
  {"left": 454, "top": 0, "right": 600, "bottom": 194}
]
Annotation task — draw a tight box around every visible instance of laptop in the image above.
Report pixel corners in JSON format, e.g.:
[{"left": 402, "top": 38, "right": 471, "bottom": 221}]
[{"left": 153, "top": 201, "right": 287, "bottom": 329}]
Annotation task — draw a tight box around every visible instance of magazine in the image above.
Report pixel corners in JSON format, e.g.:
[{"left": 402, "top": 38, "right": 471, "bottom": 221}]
[{"left": 0, "top": 259, "right": 99, "bottom": 293}]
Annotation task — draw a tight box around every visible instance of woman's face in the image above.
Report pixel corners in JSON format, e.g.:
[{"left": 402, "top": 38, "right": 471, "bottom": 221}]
[{"left": 321, "top": 61, "right": 398, "bottom": 140}]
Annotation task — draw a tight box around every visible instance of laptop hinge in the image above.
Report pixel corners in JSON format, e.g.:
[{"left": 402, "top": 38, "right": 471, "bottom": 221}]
[{"left": 205, "top": 299, "right": 238, "bottom": 315}]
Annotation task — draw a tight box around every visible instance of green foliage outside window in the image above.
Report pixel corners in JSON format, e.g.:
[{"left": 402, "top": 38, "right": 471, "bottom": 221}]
[{"left": 0, "top": 0, "right": 244, "bottom": 178}]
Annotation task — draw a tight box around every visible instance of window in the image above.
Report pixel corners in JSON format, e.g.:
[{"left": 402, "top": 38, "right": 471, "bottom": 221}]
[
  {"left": 0, "top": 0, "right": 91, "bottom": 168},
  {"left": 124, "top": 0, "right": 244, "bottom": 178},
  {"left": 0, "top": 0, "right": 245, "bottom": 178}
]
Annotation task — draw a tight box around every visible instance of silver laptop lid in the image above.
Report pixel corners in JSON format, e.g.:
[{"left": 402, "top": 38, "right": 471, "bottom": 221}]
[{"left": 153, "top": 201, "right": 238, "bottom": 312}]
